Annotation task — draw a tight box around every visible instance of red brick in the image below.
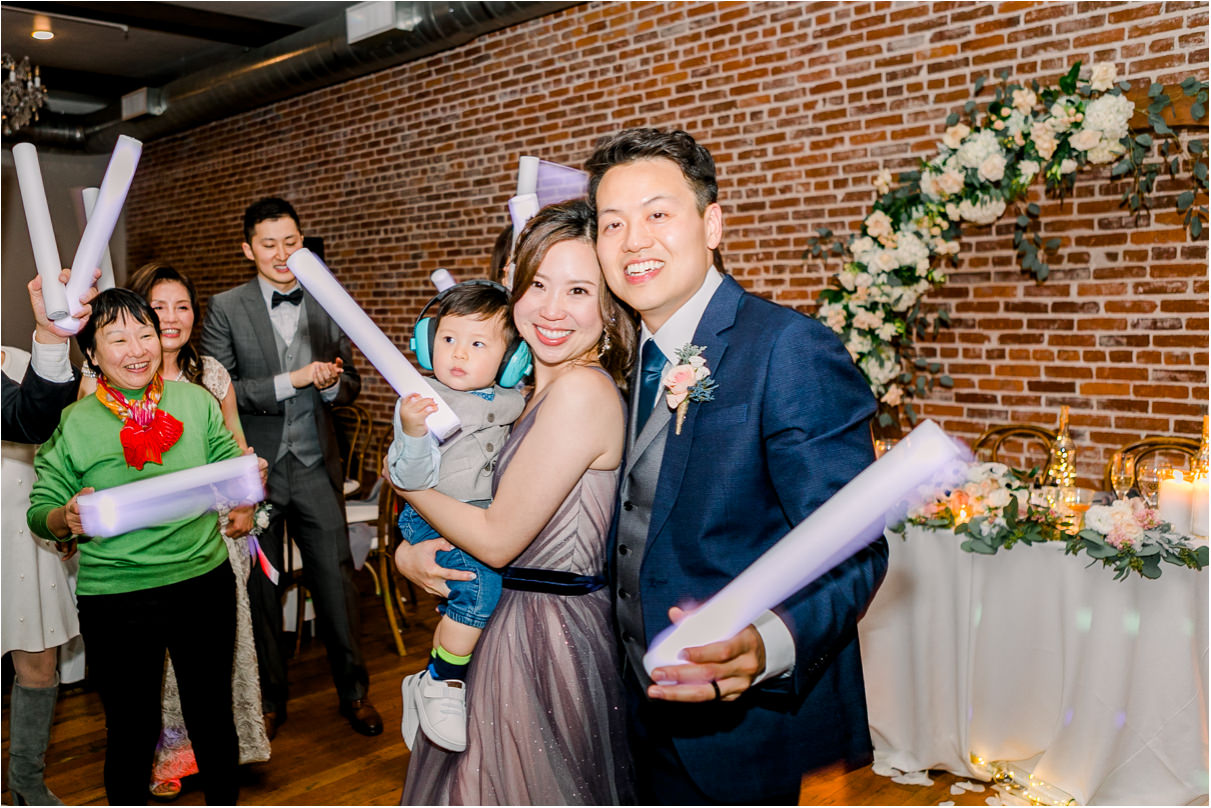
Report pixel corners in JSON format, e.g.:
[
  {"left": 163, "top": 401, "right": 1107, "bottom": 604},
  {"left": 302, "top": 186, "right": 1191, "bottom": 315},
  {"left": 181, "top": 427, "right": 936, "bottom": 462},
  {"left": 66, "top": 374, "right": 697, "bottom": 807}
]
[{"left": 120, "top": 0, "right": 1207, "bottom": 460}]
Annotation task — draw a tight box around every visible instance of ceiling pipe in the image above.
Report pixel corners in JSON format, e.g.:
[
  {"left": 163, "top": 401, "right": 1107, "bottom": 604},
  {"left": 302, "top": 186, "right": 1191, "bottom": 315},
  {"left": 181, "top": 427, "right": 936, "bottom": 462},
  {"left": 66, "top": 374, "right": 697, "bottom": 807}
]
[{"left": 15, "top": 1, "right": 580, "bottom": 153}]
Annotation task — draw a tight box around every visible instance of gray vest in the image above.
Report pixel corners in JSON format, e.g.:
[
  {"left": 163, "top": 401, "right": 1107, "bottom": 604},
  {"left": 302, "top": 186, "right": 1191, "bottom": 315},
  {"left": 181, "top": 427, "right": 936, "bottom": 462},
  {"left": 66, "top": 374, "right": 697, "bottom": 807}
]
[
  {"left": 614, "top": 389, "right": 671, "bottom": 684},
  {"left": 273, "top": 305, "right": 324, "bottom": 467}
]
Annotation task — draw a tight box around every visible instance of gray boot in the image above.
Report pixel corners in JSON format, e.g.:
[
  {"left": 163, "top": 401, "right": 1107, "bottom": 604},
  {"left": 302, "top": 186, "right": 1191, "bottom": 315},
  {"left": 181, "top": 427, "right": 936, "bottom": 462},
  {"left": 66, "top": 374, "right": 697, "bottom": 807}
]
[{"left": 8, "top": 677, "right": 63, "bottom": 806}]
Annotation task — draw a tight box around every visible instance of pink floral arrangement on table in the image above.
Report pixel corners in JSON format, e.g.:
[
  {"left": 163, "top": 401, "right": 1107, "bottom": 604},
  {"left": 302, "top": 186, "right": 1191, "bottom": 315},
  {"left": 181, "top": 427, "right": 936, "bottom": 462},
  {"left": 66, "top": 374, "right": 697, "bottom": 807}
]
[
  {"left": 1081, "top": 498, "right": 1164, "bottom": 550},
  {"left": 662, "top": 344, "right": 717, "bottom": 435},
  {"left": 892, "top": 461, "right": 1207, "bottom": 581}
]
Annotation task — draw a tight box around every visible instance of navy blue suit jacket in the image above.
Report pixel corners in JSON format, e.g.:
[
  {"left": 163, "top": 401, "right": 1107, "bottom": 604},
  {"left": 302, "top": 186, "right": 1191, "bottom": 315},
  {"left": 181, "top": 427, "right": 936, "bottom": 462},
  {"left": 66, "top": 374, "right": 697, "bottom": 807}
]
[{"left": 635, "top": 275, "right": 886, "bottom": 800}]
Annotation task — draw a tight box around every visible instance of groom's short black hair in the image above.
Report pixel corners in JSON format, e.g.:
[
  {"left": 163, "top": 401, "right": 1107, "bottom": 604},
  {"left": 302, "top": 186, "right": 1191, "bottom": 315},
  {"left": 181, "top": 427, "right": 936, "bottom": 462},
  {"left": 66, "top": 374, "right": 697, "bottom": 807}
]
[
  {"left": 243, "top": 197, "right": 301, "bottom": 243},
  {"left": 584, "top": 128, "right": 718, "bottom": 214}
]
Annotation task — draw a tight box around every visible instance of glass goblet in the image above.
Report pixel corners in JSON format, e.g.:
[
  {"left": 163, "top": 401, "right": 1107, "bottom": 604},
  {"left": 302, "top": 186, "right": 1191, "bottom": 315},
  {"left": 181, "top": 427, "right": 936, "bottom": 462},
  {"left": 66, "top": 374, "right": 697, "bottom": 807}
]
[
  {"left": 1110, "top": 454, "right": 1135, "bottom": 501},
  {"left": 1137, "top": 459, "right": 1162, "bottom": 507}
]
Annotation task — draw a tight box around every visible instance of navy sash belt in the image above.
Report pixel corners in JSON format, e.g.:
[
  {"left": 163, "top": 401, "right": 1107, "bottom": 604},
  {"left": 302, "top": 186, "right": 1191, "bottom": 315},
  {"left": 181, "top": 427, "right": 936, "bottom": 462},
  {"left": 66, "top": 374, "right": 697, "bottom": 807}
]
[{"left": 500, "top": 566, "right": 606, "bottom": 595}]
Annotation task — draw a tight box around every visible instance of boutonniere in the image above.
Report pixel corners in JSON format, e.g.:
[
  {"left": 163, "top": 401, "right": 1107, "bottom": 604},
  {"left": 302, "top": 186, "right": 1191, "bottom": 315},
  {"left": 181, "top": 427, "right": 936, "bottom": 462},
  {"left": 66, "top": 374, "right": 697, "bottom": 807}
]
[{"left": 663, "top": 344, "right": 718, "bottom": 435}]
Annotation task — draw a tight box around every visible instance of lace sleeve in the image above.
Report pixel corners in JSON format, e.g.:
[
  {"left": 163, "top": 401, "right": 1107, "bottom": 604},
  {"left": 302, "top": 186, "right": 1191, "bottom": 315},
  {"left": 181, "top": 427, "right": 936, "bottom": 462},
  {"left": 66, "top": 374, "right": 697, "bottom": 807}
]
[{"left": 200, "top": 355, "right": 232, "bottom": 402}]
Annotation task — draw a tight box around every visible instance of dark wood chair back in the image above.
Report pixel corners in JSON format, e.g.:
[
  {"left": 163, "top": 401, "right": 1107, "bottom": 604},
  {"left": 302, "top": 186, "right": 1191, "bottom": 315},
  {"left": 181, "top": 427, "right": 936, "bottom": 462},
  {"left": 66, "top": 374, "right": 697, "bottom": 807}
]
[
  {"left": 972, "top": 424, "right": 1057, "bottom": 481},
  {"left": 1103, "top": 436, "right": 1200, "bottom": 491}
]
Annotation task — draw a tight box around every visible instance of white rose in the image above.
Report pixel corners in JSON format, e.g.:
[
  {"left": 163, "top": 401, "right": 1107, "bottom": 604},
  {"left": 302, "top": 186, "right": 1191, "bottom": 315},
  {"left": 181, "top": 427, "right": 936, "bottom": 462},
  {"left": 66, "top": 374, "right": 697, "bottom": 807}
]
[
  {"left": 1084, "top": 504, "right": 1117, "bottom": 534},
  {"left": 985, "top": 487, "right": 1012, "bottom": 508},
  {"left": 1069, "top": 128, "right": 1102, "bottom": 152},
  {"left": 945, "top": 202, "right": 962, "bottom": 221},
  {"left": 872, "top": 250, "right": 900, "bottom": 273},
  {"left": 919, "top": 171, "right": 944, "bottom": 200},
  {"left": 852, "top": 309, "right": 884, "bottom": 330},
  {"left": 956, "top": 130, "right": 1001, "bottom": 170},
  {"left": 1088, "top": 62, "right": 1117, "bottom": 92},
  {"left": 1059, "top": 158, "right": 1078, "bottom": 174},
  {"left": 881, "top": 384, "right": 903, "bottom": 407},
  {"left": 838, "top": 271, "right": 857, "bottom": 291},
  {"left": 1086, "top": 140, "right": 1126, "bottom": 164},
  {"left": 1111, "top": 512, "right": 1145, "bottom": 542},
  {"left": 850, "top": 236, "right": 876, "bottom": 257},
  {"left": 942, "top": 123, "right": 971, "bottom": 150},
  {"left": 1012, "top": 88, "right": 1037, "bottom": 114},
  {"left": 1031, "top": 122, "right": 1058, "bottom": 159},
  {"left": 876, "top": 322, "right": 898, "bottom": 341},
  {"left": 957, "top": 197, "right": 1007, "bottom": 225},
  {"left": 978, "top": 153, "right": 1007, "bottom": 183},
  {"left": 1018, "top": 159, "right": 1040, "bottom": 181},
  {"left": 938, "top": 168, "right": 966, "bottom": 196},
  {"left": 865, "top": 210, "right": 894, "bottom": 240}
]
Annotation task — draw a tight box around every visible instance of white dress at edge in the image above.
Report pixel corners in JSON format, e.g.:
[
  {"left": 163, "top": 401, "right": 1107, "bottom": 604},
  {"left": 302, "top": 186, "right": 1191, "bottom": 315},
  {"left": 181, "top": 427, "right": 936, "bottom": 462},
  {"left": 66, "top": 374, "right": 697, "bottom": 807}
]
[{"left": 1, "top": 347, "right": 82, "bottom": 668}]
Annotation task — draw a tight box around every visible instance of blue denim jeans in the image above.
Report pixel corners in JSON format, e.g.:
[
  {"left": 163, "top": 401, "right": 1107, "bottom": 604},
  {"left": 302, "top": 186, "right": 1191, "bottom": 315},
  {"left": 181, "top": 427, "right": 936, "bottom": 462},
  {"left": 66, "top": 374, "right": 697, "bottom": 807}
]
[{"left": 398, "top": 502, "right": 501, "bottom": 629}]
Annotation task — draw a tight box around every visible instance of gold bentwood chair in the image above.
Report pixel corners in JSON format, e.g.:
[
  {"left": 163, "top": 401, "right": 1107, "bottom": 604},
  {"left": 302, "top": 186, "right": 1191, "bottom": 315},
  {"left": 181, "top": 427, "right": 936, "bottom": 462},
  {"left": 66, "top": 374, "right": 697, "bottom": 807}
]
[{"left": 972, "top": 424, "right": 1057, "bottom": 482}]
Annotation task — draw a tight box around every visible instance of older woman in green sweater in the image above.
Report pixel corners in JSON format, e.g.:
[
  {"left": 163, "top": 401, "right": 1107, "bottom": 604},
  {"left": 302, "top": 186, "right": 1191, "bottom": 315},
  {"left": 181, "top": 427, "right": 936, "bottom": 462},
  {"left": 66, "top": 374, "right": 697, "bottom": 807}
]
[{"left": 27, "top": 288, "right": 245, "bottom": 806}]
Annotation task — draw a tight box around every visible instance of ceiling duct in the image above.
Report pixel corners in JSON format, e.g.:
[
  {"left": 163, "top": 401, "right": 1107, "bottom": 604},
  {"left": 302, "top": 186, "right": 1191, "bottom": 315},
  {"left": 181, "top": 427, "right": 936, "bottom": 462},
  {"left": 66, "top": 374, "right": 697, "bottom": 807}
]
[{"left": 17, "top": 1, "right": 579, "bottom": 153}]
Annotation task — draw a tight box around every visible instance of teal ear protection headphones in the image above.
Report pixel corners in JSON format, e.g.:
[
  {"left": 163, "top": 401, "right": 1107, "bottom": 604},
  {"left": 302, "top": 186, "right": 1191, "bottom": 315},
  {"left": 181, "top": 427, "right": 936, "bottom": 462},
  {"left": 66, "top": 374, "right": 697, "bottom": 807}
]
[{"left": 410, "top": 279, "right": 533, "bottom": 389}]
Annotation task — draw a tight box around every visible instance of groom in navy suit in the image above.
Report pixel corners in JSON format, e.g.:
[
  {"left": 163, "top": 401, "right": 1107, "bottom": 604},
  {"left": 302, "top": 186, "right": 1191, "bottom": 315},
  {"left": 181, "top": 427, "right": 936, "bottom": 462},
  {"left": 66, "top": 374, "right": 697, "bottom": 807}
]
[{"left": 588, "top": 129, "right": 887, "bottom": 804}]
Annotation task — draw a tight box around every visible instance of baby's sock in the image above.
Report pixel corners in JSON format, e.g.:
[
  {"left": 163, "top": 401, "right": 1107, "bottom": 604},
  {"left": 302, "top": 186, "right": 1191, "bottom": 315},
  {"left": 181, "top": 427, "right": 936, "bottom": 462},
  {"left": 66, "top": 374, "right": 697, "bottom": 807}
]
[{"left": 428, "top": 645, "right": 471, "bottom": 682}]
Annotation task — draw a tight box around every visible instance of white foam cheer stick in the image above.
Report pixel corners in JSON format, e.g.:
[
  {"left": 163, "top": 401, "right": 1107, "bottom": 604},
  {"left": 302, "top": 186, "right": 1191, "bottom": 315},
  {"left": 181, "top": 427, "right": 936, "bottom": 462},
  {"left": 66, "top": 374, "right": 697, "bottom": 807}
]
[
  {"left": 430, "top": 268, "right": 456, "bottom": 292},
  {"left": 643, "top": 419, "right": 972, "bottom": 675},
  {"left": 12, "top": 142, "right": 70, "bottom": 321},
  {"left": 62, "top": 135, "right": 142, "bottom": 330},
  {"left": 286, "top": 248, "right": 461, "bottom": 441},
  {"left": 78, "top": 455, "right": 264, "bottom": 538},
  {"left": 81, "top": 187, "right": 117, "bottom": 291},
  {"left": 516, "top": 155, "right": 540, "bottom": 196}
]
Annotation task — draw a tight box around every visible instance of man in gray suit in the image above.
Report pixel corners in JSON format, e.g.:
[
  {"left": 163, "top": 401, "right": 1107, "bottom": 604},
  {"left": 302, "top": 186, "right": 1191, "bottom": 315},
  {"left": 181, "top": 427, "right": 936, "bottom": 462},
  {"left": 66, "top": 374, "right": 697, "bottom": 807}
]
[{"left": 200, "top": 197, "right": 382, "bottom": 737}]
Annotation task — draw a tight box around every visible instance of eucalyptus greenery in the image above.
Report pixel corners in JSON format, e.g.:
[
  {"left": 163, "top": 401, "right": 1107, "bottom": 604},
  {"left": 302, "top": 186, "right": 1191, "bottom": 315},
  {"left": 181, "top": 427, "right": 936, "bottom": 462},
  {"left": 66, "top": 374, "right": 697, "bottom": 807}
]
[{"left": 809, "top": 62, "right": 1208, "bottom": 427}]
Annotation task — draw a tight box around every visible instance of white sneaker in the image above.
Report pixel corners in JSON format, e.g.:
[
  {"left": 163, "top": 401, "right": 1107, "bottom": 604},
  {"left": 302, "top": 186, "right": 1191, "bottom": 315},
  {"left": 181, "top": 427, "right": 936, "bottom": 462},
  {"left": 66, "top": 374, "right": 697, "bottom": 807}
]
[
  {"left": 400, "top": 672, "right": 421, "bottom": 749},
  {"left": 411, "top": 669, "right": 467, "bottom": 752}
]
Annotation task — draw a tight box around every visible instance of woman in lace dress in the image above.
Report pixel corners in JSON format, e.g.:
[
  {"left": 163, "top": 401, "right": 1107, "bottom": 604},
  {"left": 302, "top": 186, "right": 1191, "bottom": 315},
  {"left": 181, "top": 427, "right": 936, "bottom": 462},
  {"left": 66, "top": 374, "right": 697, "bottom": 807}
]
[
  {"left": 394, "top": 201, "right": 637, "bottom": 804},
  {"left": 82, "top": 264, "right": 271, "bottom": 799}
]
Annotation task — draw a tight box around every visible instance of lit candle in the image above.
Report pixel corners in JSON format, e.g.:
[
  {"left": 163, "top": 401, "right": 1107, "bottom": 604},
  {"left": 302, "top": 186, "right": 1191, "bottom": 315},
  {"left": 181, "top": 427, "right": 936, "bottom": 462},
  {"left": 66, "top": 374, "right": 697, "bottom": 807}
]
[
  {"left": 80, "top": 187, "right": 117, "bottom": 291},
  {"left": 643, "top": 419, "right": 971, "bottom": 675},
  {"left": 1157, "top": 470, "right": 1194, "bottom": 534},
  {"left": 1191, "top": 476, "right": 1209, "bottom": 538},
  {"left": 12, "top": 142, "right": 70, "bottom": 321},
  {"left": 78, "top": 455, "right": 263, "bottom": 538},
  {"left": 285, "top": 248, "right": 461, "bottom": 441}
]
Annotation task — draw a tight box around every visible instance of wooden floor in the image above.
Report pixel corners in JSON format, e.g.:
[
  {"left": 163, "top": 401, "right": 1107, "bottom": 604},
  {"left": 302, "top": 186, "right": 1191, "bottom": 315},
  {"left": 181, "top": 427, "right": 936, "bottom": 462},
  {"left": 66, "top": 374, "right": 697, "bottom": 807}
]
[{"left": 3, "top": 570, "right": 995, "bottom": 806}]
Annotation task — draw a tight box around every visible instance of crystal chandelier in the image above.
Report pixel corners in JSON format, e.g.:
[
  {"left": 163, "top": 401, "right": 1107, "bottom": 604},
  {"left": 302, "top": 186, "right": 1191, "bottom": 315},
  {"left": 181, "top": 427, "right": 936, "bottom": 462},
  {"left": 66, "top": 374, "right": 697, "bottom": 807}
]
[{"left": 3, "top": 54, "right": 48, "bottom": 136}]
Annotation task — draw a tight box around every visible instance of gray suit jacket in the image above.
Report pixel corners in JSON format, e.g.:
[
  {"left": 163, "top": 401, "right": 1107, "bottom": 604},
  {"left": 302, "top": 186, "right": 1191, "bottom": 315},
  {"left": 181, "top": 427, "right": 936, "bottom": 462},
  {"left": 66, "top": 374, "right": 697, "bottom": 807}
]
[{"left": 200, "top": 278, "right": 361, "bottom": 488}]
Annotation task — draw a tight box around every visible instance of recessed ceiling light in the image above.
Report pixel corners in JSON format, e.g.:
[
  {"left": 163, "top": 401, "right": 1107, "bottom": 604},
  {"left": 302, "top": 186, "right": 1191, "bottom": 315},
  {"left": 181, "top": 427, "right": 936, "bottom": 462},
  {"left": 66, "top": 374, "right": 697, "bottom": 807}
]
[{"left": 31, "top": 14, "right": 53, "bottom": 40}]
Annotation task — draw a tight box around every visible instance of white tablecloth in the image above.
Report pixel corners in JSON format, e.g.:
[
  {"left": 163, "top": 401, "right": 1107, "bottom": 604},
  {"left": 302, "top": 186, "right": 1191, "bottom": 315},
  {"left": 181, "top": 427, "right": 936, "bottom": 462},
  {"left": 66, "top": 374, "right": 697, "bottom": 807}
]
[{"left": 859, "top": 525, "right": 1209, "bottom": 805}]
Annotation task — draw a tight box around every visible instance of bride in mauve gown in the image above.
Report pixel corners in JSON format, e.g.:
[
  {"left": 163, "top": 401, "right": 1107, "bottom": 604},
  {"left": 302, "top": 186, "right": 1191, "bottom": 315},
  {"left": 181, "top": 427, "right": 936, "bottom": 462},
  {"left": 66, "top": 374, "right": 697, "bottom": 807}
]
[{"left": 396, "top": 201, "right": 636, "bottom": 805}]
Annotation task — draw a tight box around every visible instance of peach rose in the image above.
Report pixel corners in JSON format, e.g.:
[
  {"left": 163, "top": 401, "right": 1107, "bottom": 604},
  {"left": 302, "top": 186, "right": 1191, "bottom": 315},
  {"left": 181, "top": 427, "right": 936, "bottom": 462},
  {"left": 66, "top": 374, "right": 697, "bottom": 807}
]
[{"left": 663, "top": 364, "right": 698, "bottom": 408}]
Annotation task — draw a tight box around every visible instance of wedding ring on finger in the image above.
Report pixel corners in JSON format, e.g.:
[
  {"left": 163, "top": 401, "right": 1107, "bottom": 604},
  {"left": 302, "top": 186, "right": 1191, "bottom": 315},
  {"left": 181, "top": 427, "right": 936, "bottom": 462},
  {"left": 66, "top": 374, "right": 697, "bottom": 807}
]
[{"left": 710, "top": 680, "right": 722, "bottom": 700}]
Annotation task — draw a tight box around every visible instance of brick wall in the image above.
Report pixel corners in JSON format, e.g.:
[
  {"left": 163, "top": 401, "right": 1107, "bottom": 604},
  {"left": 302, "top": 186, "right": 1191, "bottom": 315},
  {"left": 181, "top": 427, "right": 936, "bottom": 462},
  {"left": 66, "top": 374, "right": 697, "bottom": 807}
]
[{"left": 125, "top": 0, "right": 1208, "bottom": 488}]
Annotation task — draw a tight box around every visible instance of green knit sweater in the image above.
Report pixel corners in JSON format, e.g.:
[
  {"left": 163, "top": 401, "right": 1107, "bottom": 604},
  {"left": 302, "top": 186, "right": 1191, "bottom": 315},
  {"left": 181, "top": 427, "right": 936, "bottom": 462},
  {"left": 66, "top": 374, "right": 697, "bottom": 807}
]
[{"left": 28, "top": 379, "right": 242, "bottom": 596}]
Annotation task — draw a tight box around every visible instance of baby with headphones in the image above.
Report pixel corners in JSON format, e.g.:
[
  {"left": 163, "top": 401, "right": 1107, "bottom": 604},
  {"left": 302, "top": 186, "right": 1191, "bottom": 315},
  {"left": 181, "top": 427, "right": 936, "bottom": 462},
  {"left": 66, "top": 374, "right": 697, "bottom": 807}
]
[{"left": 389, "top": 280, "right": 530, "bottom": 754}]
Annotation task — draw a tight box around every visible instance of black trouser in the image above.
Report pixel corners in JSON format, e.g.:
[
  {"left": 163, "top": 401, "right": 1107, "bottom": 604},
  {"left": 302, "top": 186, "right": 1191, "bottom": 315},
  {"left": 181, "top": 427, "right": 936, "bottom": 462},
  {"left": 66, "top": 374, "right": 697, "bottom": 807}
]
[
  {"left": 77, "top": 562, "right": 238, "bottom": 806},
  {"left": 624, "top": 671, "right": 798, "bottom": 806},
  {"left": 248, "top": 455, "right": 368, "bottom": 714}
]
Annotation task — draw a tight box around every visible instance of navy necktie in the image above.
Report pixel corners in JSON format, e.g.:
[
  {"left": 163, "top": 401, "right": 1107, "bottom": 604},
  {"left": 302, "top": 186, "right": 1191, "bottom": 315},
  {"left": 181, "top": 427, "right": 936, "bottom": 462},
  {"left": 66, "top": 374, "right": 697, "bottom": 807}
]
[
  {"left": 272, "top": 289, "right": 303, "bottom": 308},
  {"left": 635, "top": 339, "right": 666, "bottom": 434}
]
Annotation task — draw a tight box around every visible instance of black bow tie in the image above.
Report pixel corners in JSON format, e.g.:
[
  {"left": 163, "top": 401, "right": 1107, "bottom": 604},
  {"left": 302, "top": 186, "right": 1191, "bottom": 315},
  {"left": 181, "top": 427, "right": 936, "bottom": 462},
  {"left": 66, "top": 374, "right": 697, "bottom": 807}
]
[{"left": 272, "top": 289, "right": 303, "bottom": 308}]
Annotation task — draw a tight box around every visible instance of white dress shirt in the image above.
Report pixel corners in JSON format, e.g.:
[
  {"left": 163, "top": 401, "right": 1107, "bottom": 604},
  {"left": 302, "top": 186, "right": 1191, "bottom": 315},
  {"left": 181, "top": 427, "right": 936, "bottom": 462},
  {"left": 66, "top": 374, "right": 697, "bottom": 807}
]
[{"left": 255, "top": 275, "right": 341, "bottom": 403}]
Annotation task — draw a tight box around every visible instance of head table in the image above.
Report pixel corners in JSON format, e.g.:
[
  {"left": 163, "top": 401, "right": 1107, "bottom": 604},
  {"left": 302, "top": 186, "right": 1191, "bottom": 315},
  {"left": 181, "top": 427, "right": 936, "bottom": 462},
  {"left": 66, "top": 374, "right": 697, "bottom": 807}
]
[{"left": 859, "top": 523, "right": 1208, "bottom": 805}]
